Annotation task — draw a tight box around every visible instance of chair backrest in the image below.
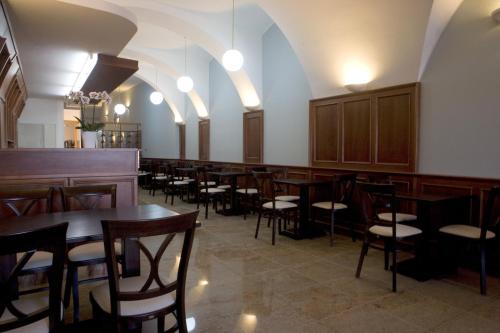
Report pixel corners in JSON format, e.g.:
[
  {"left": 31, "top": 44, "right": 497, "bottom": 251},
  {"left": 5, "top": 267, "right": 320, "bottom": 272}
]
[
  {"left": 101, "top": 211, "right": 199, "bottom": 318},
  {"left": 367, "top": 174, "right": 392, "bottom": 184},
  {"left": 482, "top": 186, "right": 500, "bottom": 241},
  {"left": 358, "top": 182, "right": 397, "bottom": 230},
  {"left": 332, "top": 173, "right": 357, "bottom": 204},
  {"left": 0, "top": 223, "right": 67, "bottom": 332},
  {"left": 0, "top": 188, "right": 54, "bottom": 218},
  {"left": 252, "top": 172, "right": 275, "bottom": 204},
  {"left": 61, "top": 184, "right": 117, "bottom": 211},
  {"left": 195, "top": 166, "right": 209, "bottom": 190}
]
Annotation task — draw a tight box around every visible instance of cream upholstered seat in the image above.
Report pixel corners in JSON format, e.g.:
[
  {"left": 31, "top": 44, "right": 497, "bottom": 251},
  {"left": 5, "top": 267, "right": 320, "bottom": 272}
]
[
  {"left": 201, "top": 188, "right": 225, "bottom": 194},
  {"left": 68, "top": 242, "right": 122, "bottom": 262},
  {"left": 17, "top": 251, "right": 53, "bottom": 271},
  {"left": 369, "top": 224, "right": 422, "bottom": 238},
  {"left": 312, "top": 201, "right": 348, "bottom": 211},
  {"left": 217, "top": 184, "right": 231, "bottom": 189},
  {"left": 173, "top": 180, "right": 189, "bottom": 186},
  {"left": 236, "top": 188, "right": 258, "bottom": 195},
  {"left": 200, "top": 181, "right": 216, "bottom": 186},
  {"left": 0, "top": 294, "right": 54, "bottom": 333},
  {"left": 263, "top": 201, "right": 297, "bottom": 210},
  {"left": 378, "top": 212, "right": 417, "bottom": 223},
  {"left": 90, "top": 276, "right": 175, "bottom": 317},
  {"left": 153, "top": 175, "right": 168, "bottom": 181},
  {"left": 439, "top": 224, "right": 495, "bottom": 240},
  {"left": 275, "top": 195, "right": 300, "bottom": 201}
]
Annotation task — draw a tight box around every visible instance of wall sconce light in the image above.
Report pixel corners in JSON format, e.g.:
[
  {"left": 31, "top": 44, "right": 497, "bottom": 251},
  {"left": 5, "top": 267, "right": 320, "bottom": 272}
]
[
  {"left": 343, "top": 61, "right": 373, "bottom": 92},
  {"left": 492, "top": 8, "right": 500, "bottom": 22},
  {"left": 345, "top": 83, "right": 368, "bottom": 92}
]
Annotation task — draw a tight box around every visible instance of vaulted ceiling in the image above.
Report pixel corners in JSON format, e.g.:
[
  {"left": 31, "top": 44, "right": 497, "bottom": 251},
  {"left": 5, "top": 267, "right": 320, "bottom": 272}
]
[{"left": 7, "top": 0, "right": 471, "bottom": 122}]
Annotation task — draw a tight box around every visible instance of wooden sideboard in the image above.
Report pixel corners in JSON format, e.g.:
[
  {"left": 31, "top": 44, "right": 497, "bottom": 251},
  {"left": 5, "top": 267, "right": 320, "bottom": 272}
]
[{"left": 0, "top": 149, "right": 139, "bottom": 211}]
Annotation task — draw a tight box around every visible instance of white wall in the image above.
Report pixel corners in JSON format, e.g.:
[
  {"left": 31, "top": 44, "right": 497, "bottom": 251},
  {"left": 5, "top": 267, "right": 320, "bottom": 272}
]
[
  {"left": 419, "top": 0, "right": 500, "bottom": 178},
  {"left": 18, "top": 97, "right": 64, "bottom": 148},
  {"left": 262, "top": 24, "right": 312, "bottom": 166}
]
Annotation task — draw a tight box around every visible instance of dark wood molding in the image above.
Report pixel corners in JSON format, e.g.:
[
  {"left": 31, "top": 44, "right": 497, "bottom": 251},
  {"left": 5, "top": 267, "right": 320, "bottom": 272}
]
[
  {"left": 198, "top": 119, "right": 210, "bottom": 161},
  {"left": 310, "top": 83, "right": 419, "bottom": 172},
  {"left": 243, "top": 110, "right": 263, "bottom": 164}
]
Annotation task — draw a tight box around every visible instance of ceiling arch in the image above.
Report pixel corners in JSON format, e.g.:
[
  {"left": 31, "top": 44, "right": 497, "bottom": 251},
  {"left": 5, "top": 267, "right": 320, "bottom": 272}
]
[{"left": 121, "top": 48, "right": 209, "bottom": 118}]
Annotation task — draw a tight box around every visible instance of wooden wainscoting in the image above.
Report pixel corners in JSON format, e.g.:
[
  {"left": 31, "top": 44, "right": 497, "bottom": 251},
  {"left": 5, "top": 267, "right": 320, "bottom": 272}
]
[
  {"left": 243, "top": 110, "right": 263, "bottom": 164},
  {"left": 199, "top": 119, "right": 210, "bottom": 161},
  {"left": 310, "top": 83, "right": 419, "bottom": 172},
  {"left": 178, "top": 124, "right": 186, "bottom": 160}
]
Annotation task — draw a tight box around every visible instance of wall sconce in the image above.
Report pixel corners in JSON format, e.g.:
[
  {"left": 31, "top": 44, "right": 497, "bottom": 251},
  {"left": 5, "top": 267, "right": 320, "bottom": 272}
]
[
  {"left": 345, "top": 83, "right": 368, "bottom": 92},
  {"left": 492, "top": 8, "right": 500, "bottom": 22},
  {"left": 343, "top": 61, "right": 373, "bottom": 92}
]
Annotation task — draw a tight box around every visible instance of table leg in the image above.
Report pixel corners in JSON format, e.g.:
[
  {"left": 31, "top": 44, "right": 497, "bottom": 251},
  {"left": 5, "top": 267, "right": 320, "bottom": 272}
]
[
  {"left": 299, "top": 185, "right": 309, "bottom": 237},
  {"left": 122, "top": 238, "right": 140, "bottom": 277},
  {"left": 230, "top": 175, "right": 238, "bottom": 212}
]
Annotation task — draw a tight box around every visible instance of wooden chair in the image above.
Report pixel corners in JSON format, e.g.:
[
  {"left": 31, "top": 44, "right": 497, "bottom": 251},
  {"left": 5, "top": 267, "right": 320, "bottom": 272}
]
[
  {"left": 0, "top": 188, "right": 55, "bottom": 278},
  {"left": 253, "top": 172, "right": 298, "bottom": 245},
  {"left": 236, "top": 168, "right": 260, "bottom": 220},
  {"left": 62, "top": 184, "right": 120, "bottom": 322},
  {"left": 0, "top": 222, "right": 67, "bottom": 333},
  {"left": 196, "top": 166, "right": 226, "bottom": 219},
  {"left": 165, "top": 164, "right": 190, "bottom": 205},
  {"left": 149, "top": 164, "right": 169, "bottom": 197},
  {"left": 355, "top": 183, "right": 422, "bottom": 292},
  {"left": 90, "top": 211, "right": 199, "bottom": 333},
  {"left": 267, "top": 167, "right": 299, "bottom": 202},
  {"left": 311, "top": 174, "right": 357, "bottom": 245},
  {"left": 438, "top": 186, "right": 500, "bottom": 295}
]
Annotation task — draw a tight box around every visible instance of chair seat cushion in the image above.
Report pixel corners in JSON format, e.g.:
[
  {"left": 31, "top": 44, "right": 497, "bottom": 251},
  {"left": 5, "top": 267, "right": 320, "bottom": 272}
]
[
  {"left": 201, "top": 188, "right": 225, "bottom": 194},
  {"left": 369, "top": 224, "right": 422, "bottom": 238},
  {"left": 173, "top": 181, "right": 189, "bottom": 186},
  {"left": 236, "top": 188, "right": 258, "bottom": 195},
  {"left": 0, "top": 293, "right": 54, "bottom": 333},
  {"left": 378, "top": 212, "right": 417, "bottom": 223},
  {"left": 217, "top": 185, "right": 231, "bottom": 189},
  {"left": 68, "top": 241, "right": 122, "bottom": 262},
  {"left": 153, "top": 176, "right": 168, "bottom": 181},
  {"left": 200, "top": 181, "right": 216, "bottom": 186},
  {"left": 263, "top": 201, "right": 297, "bottom": 210},
  {"left": 90, "top": 276, "right": 175, "bottom": 317},
  {"left": 17, "top": 251, "right": 52, "bottom": 270},
  {"left": 275, "top": 195, "right": 300, "bottom": 202},
  {"left": 312, "top": 201, "right": 348, "bottom": 211},
  {"left": 439, "top": 224, "right": 495, "bottom": 240}
]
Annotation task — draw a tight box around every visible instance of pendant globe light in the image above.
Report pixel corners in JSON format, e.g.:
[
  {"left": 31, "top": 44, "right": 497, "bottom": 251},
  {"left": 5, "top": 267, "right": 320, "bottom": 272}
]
[
  {"left": 177, "top": 38, "right": 194, "bottom": 93},
  {"left": 150, "top": 69, "right": 163, "bottom": 105},
  {"left": 114, "top": 86, "right": 126, "bottom": 115},
  {"left": 222, "top": 0, "right": 244, "bottom": 72}
]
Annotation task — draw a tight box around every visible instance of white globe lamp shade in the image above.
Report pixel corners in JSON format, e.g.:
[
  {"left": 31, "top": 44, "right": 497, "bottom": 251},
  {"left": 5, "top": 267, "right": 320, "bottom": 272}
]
[
  {"left": 149, "top": 91, "right": 163, "bottom": 105},
  {"left": 177, "top": 76, "right": 194, "bottom": 93},
  {"left": 114, "top": 103, "right": 126, "bottom": 115},
  {"left": 222, "top": 49, "right": 244, "bottom": 72}
]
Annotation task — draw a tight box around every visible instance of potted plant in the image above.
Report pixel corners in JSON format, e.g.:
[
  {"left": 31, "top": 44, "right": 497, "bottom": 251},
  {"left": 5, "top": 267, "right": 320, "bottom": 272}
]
[{"left": 68, "top": 91, "right": 111, "bottom": 148}]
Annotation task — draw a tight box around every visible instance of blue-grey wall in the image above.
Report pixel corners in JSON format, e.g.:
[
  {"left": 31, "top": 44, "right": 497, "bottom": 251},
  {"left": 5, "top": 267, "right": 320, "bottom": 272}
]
[
  {"left": 209, "top": 59, "right": 245, "bottom": 162},
  {"left": 262, "top": 24, "right": 312, "bottom": 166}
]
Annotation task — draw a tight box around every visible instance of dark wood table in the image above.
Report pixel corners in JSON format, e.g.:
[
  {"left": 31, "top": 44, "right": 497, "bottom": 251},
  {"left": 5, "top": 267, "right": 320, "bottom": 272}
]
[
  {"left": 0, "top": 204, "right": 180, "bottom": 277},
  {"left": 273, "top": 178, "right": 331, "bottom": 239},
  {"left": 209, "top": 171, "right": 251, "bottom": 215},
  {"left": 390, "top": 192, "right": 472, "bottom": 281}
]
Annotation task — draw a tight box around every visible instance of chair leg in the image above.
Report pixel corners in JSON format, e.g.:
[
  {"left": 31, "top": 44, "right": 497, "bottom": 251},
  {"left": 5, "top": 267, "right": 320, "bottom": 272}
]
[
  {"left": 177, "top": 303, "right": 188, "bottom": 333},
  {"left": 205, "top": 195, "right": 209, "bottom": 219},
  {"left": 356, "top": 241, "right": 369, "bottom": 278},
  {"left": 392, "top": 242, "right": 397, "bottom": 292},
  {"left": 72, "top": 265, "right": 80, "bottom": 322},
  {"left": 330, "top": 211, "right": 335, "bottom": 247},
  {"left": 63, "top": 264, "right": 74, "bottom": 308},
  {"left": 157, "top": 315, "right": 165, "bottom": 333},
  {"left": 272, "top": 212, "right": 276, "bottom": 246},
  {"left": 480, "top": 242, "right": 487, "bottom": 295},
  {"left": 255, "top": 209, "right": 262, "bottom": 239},
  {"left": 243, "top": 196, "right": 247, "bottom": 220},
  {"left": 384, "top": 241, "right": 390, "bottom": 271}
]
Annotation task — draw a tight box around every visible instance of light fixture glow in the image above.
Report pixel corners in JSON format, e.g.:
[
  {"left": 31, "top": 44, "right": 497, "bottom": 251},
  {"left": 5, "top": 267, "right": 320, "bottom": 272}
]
[
  {"left": 223, "top": 0, "right": 244, "bottom": 72},
  {"left": 492, "top": 8, "right": 500, "bottom": 22},
  {"left": 150, "top": 91, "right": 163, "bottom": 105},
  {"left": 198, "top": 280, "right": 209, "bottom": 286},
  {"left": 223, "top": 49, "right": 244, "bottom": 72},
  {"left": 343, "top": 62, "right": 373, "bottom": 86},
  {"left": 177, "top": 76, "right": 194, "bottom": 93},
  {"left": 114, "top": 103, "right": 126, "bottom": 115},
  {"left": 72, "top": 53, "right": 97, "bottom": 92}
]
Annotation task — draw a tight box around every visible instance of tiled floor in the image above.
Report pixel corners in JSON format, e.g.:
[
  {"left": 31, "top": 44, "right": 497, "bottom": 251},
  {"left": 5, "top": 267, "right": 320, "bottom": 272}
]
[{"left": 72, "top": 189, "right": 500, "bottom": 332}]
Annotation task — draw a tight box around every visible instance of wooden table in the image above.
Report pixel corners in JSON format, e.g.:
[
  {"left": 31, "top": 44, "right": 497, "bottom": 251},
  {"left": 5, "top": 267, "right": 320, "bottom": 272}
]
[
  {"left": 209, "top": 171, "right": 251, "bottom": 215},
  {"left": 273, "top": 178, "right": 331, "bottom": 239},
  {"left": 0, "top": 204, "right": 180, "bottom": 277},
  {"left": 391, "top": 192, "right": 472, "bottom": 281}
]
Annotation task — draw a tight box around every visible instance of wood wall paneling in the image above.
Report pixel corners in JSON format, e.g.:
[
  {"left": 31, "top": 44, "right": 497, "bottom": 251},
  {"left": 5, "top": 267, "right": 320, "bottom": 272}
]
[
  {"left": 198, "top": 119, "right": 210, "bottom": 161},
  {"left": 243, "top": 110, "right": 263, "bottom": 164},
  {"left": 178, "top": 124, "right": 185, "bottom": 160},
  {"left": 310, "top": 83, "right": 419, "bottom": 172}
]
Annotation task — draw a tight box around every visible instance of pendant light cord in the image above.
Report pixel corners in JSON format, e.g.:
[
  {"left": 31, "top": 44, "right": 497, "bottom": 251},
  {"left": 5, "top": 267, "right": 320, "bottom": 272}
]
[{"left": 231, "top": 0, "right": 235, "bottom": 48}]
